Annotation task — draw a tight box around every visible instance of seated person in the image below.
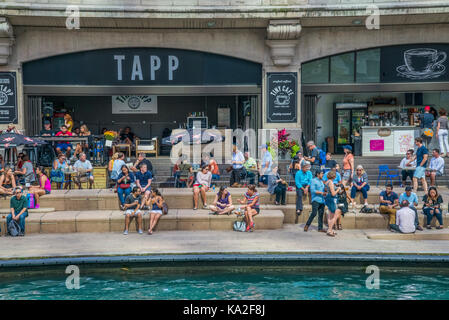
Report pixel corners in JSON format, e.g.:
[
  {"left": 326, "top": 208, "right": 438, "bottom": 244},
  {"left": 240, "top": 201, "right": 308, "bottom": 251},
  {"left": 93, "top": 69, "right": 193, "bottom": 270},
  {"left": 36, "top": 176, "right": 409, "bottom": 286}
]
[
  {"left": 40, "top": 120, "right": 55, "bottom": 136},
  {"left": 117, "top": 164, "right": 135, "bottom": 209},
  {"left": 350, "top": 165, "right": 370, "bottom": 207},
  {"left": 209, "top": 186, "right": 235, "bottom": 215},
  {"left": 178, "top": 160, "right": 194, "bottom": 188},
  {"left": 0, "top": 166, "right": 16, "bottom": 196},
  {"left": 135, "top": 163, "right": 152, "bottom": 197},
  {"left": 51, "top": 154, "right": 69, "bottom": 189},
  {"left": 122, "top": 186, "right": 143, "bottom": 235},
  {"left": 72, "top": 127, "right": 80, "bottom": 136},
  {"left": 399, "top": 186, "right": 423, "bottom": 231},
  {"left": 230, "top": 144, "right": 245, "bottom": 187},
  {"left": 55, "top": 125, "right": 73, "bottom": 157},
  {"left": 14, "top": 154, "right": 36, "bottom": 185},
  {"left": 379, "top": 184, "right": 399, "bottom": 228},
  {"left": 7, "top": 187, "right": 28, "bottom": 235},
  {"left": 323, "top": 163, "right": 342, "bottom": 184},
  {"left": 73, "top": 124, "right": 91, "bottom": 159},
  {"left": 193, "top": 165, "right": 212, "bottom": 210},
  {"left": 0, "top": 154, "right": 4, "bottom": 173},
  {"left": 399, "top": 149, "right": 416, "bottom": 187},
  {"left": 324, "top": 153, "right": 337, "bottom": 173},
  {"left": 426, "top": 148, "right": 445, "bottom": 187},
  {"left": 132, "top": 153, "right": 153, "bottom": 176},
  {"left": 389, "top": 200, "right": 416, "bottom": 234},
  {"left": 243, "top": 152, "right": 257, "bottom": 185},
  {"left": 267, "top": 166, "right": 287, "bottom": 205},
  {"left": 422, "top": 186, "right": 444, "bottom": 229},
  {"left": 202, "top": 153, "right": 220, "bottom": 180},
  {"left": 73, "top": 152, "right": 94, "bottom": 189},
  {"left": 111, "top": 152, "right": 126, "bottom": 182},
  {"left": 119, "top": 126, "right": 136, "bottom": 145},
  {"left": 28, "top": 166, "right": 51, "bottom": 209}
]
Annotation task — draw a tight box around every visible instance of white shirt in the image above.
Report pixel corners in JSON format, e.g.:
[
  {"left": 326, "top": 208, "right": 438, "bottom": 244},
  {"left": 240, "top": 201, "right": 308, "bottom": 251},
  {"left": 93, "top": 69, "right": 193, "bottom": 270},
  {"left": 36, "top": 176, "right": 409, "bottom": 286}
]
[
  {"left": 396, "top": 207, "right": 416, "bottom": 233},
  {"left": 429, "top": 156, "right": 445, "bottom": 175},
  {"left": 399, "top": 157, "right": 416, "bottom": 169}
]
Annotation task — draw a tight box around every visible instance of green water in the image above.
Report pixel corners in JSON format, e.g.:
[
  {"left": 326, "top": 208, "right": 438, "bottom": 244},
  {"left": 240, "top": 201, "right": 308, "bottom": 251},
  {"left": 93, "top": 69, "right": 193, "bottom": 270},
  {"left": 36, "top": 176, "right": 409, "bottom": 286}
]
[{"left": 0, "top": 266, "right": 448, "bottom": 300}]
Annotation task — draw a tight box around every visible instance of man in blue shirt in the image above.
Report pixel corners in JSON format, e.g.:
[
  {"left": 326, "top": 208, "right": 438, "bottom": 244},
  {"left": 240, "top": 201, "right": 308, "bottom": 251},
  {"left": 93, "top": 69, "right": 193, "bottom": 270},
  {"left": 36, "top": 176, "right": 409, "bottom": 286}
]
[
  {"left": 259, "top": 144, "right": 273, "bottom": 187},
  {"left": 398, "top": 186, "right": 423, "bottom": 231},
  {"left": 323, "top": 164, "right": 342, "bottom": 184},
  {"left": 304, "top": 170, "right": 326, "bottom": 232},
  {"left": 135, "top": 163, "right": 152, "bottom": 197},
  {"left": 412, "top": 137, "right": 428, "bottom": 192},
  {"left": 304, "top": 141, "right": 321, "bottom": 175},
  {"left": 419, "top": 106, "right": 435, "bottom": 147},
  {"left": 379, "top": 184, "right": 399, "bottom": 227},
  {"left": 230, "top": 144, "right": 245, "bottom": 187},
  {"left": 295, "top": 162, "right": 312, "bottom": 222}
]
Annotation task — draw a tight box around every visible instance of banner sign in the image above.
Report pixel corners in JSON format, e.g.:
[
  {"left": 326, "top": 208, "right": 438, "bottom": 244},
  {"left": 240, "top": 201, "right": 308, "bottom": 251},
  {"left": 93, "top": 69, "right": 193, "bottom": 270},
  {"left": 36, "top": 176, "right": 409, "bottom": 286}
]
[
  {"left": 266, "top": 72, "right": 297, "bottom": 123},
  {"left": 0, "top": 72, "right": 17, "bottom": 124},
  {"left": 112, "top": 95, "right": 158, "bottom": 114}
]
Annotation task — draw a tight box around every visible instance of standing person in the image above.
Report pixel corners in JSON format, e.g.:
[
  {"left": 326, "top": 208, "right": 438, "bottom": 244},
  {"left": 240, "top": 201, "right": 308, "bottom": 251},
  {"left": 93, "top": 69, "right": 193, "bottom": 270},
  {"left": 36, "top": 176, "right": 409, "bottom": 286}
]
[
  {"left": 412, "top": 137, "right": 429, "bottom": 192},
  {"left": 147, "top": 188, "right": 165, "bottom": 235},
  {"left": 399, "top": 149, "right": 416, "bottom": 187},
  {"left": 192, "top": 165, "right": 212, "bottom": 210},
  {"left": 230, "top": 144, "right": 245, "bottom": 187},
  {"left": 28, "top": 166, "right": 51, "bottom": 209},
  {"left": 289, "top": 151, "right": 304, "bottom": 181},
  {"left": 379, "top": 184, "right": 399, "bottom": 227},
  {"left": 304, "top": 141, "right": 320, "bottom": 175},
  {"left": 267, "top": 166, "right": 287, "bottom": 205},
  {"left": 419, "top": 106, "right": 435, "bottom": 147},
  {"left": 304, "top": 170, "right": 326, "bottom": 233},
  {"left": 122, "top": 186, "right": 143, "bottom": 235},
  {"left": 7, "top": 188, "right": 28, "bottom": 235},
  {"left": 342, "top": 145, "right": 354, "bottom": 187},
  {"left": 64, "top": 113, "right": 74, "bottom": 132},
  {"left": 117, "top": 164, "right": 135, "bottom": 209},
  {"left": 238, "top": 185, "right": 260, "bottom": 232},
  {"left": 55, "top": 125, "right": 73, "bottom": 157},
  {"left": 243, "top": 151, "right": 257, "bottom": 185},
  {"left": 426, "top": 148, "right": 445, "bottom": 187},
  {"left": 436, "top": 109, "right": 449, "bottom": 157},
  {"left": 323, "top": 171, "right": 343, "bottom": 237},
  {"left": 399, "top": 186, "right": 423, "bottom": 231},
  {"left": 258, "top": 144, "right": 273, "bottom": 187},
  {"left": 73, "top": 153, "right": 94, "bottom": 189},
  {"left": 135, "top": 163, "right": 152, "bottom": 197},
  {"left": 209, "top": 186, "right": 235, "bottom": 215},
  {"left": 350, "top": 165, "right": 370, "bottom": 207},
  {"left": 389, "top": 200, "right": 417, "bottom": 234},
  {"left": 422, "top": 186, "right": 444, "bottom": 229},
  {"left": 294, "top": 162, "right": 312, "bottom": 221}
]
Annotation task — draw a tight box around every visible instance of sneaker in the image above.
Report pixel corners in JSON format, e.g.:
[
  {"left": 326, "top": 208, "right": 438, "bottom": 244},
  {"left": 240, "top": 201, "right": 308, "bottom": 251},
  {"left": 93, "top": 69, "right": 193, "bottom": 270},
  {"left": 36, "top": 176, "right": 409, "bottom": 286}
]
[
  {"left": 138, "top": 229, "right": 143, "bottom": 234},
  {"left": 123, "top": 230, "right": 128, "bottom": 235},
  {"left": 203, "top": 204, "right": 209, "bottom": 209},
  {"left": 416, "top": 225, "right": 423, "bottom": 231}
]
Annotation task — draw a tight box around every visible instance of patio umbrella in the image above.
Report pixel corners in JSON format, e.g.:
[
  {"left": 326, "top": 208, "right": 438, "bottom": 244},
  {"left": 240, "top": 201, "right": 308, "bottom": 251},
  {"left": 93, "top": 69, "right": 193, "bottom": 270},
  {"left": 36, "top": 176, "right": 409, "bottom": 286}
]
[{"left": 0, "top": 132, "right": 48, "bottom": 147}]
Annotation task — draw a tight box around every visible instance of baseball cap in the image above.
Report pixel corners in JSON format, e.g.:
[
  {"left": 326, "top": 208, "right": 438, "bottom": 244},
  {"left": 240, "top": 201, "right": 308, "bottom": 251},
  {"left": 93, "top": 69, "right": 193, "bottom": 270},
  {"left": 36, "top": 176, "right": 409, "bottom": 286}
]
[
  {"left": 405, "top": 186, "right": 413, "bottom": 192},
  {"left": 44, "top": 120, "right": 51, "bottom": 125},
  {"left": 259, "top": 143, "right": 268, "bottom": 149},
  {"left": 425, "top": 106, "right": 431, "bottom": 111},
  {"left": 343, "top": 145, "right": 353, "bottom": 151}
]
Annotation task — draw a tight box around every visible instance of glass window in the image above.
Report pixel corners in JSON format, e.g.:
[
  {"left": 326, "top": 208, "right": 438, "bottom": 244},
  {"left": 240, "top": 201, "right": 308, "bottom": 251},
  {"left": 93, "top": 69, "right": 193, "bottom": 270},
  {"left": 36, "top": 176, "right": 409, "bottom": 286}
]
[
  {"left": 356, "top": 48, "right": 380, "bottom": 83},
  {"left": 330, "top": 53, "right": 355, "bottom": 83},
  {"left": 301, "top": 58, "right": 329, "bottom": 84}
]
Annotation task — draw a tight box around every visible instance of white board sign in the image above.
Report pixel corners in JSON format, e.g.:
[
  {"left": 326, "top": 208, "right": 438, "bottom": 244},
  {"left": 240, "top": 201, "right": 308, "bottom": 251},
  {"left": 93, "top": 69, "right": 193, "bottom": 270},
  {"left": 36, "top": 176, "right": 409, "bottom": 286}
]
[
  {"left": 112, "top": 95, "right": 157, "bottom": 114},
  {"left": 394, "top": 130, "right": 415, "bottom": 155}
]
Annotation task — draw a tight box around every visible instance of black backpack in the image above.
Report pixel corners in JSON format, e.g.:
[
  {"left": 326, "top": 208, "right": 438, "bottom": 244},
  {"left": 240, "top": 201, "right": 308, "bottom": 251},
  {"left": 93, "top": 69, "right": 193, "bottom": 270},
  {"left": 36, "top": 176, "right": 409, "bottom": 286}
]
[{"left": 7, "top": 220, "right": 23, "bottom": 237}]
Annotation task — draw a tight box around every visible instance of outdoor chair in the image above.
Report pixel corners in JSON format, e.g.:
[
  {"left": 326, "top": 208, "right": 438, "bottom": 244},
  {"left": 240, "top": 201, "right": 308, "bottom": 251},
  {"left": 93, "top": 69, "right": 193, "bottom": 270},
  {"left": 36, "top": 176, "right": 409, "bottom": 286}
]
[
  {"left": 135, "top": 138, "right": 159, "bottom": 158},
  {"left": 74, "top": 168, "right": 91, "bottom": 189},
  {"left": 376, "top": 165, "right": 401, "bottom": 187}
]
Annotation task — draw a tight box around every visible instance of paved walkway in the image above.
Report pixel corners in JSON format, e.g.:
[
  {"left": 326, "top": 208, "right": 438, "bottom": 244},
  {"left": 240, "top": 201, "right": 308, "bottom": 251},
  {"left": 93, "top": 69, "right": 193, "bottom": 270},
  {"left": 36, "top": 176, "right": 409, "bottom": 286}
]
[{"left": 1, "top": 226, "right": 449, "bottom": 259}]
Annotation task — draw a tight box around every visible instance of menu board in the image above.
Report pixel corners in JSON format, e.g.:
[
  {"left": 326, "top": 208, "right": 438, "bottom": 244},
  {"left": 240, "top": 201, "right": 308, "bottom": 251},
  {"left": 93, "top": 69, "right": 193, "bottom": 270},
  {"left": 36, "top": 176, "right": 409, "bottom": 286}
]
[
  {"left": 266, "top": 72, "right": 297, "bottom": 123},
  {"left": 0, "top": 72, "right": 18, "bottom": 124}
]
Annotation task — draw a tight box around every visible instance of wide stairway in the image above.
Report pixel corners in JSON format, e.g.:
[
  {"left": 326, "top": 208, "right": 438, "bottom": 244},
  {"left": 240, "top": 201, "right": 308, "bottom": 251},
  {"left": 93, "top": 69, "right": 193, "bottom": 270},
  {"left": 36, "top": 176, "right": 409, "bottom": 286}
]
[{"left": 1, "top": 187, "right": 447, "bottom": 235}]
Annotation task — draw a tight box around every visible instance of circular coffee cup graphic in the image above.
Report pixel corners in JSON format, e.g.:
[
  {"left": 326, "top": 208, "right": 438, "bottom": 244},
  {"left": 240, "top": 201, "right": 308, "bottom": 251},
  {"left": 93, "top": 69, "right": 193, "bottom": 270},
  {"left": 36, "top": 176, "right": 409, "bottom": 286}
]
[
  {"left": 397, "top": 48, "right": 447, "bottom": 79},
  {"left": 0, "top": 92, "right": 8, "bottom": 106},
  {"left": 127, "top": 96, "right": 141, "bottom": 109}
]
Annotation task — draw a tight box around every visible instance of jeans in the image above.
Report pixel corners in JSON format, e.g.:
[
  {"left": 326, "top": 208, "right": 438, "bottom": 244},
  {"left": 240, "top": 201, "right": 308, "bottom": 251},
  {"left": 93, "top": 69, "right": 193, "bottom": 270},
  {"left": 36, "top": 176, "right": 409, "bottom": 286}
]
[
  {"left": 438, "top": 128, "right": 449, "bottom": 154},
  {"left": 389, "top": 224, "right": 415, "bottom": 233},
  {"left": 296, "top": 188, "right": 307, "bottom": 211},
  {"left": 246, "top": 171, "right": 255, "bottom": 185},
  {"left": 411, "top": 207, "right": 420, "bottom": 227},
  {"left": 423, "top": 207, "right": 444, "bottom": 226},
  {"left": 117, "top": 186, "right": 132, "bottom": 205},
  {"left": 212, "top": 174, "right": 220, "bottom": 180},
  {"left": 230, "top": 168, "right": 243, "bottom": 185},
  {"left": 350, "top": 184, "right": 370, "bottom": 199},
  {"left": 306, "top": 201, "right": 325, "bottom": 230},
  {"left": 274, "top": 184, "right": 286, "bottom": 204},
  {"left": 6, "top": 211, "right": 28, "bottom": 234}
]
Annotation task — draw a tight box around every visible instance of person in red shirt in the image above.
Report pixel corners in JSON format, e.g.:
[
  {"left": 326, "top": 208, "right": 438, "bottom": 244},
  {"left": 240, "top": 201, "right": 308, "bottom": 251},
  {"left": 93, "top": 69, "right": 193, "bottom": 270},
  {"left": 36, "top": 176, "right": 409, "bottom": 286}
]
[
  {"left": 202, "top": 153, "right": 220, "bottom": 180},
  {"left": 55, "top": 125, "right": 73, "bottom": 157}
]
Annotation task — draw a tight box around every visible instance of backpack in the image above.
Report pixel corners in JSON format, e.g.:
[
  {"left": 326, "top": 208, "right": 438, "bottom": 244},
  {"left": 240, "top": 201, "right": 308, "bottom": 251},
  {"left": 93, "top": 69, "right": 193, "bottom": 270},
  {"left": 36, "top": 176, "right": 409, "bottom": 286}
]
[
  {"left": 317, "top": 148, "right": 326, "bottom": 166},
  {"left": 26, "top": 193, "right": 36, "bottom": 209},
  {"left": 7, "top": 219, "right": 23, "bottom": 237},
  {"left": 233, "top": 220, "right": 247, "bottom": 232},
  {"left": 162, "top": 202, "right": 169, "bottom": 215}
]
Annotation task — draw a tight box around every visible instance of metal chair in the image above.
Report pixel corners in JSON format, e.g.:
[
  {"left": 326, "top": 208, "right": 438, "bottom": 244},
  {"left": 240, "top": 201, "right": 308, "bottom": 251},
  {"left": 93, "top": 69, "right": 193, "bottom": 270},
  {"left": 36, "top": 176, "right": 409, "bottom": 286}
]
[{"left": 376, "top": 165, "right": 401, "bottom": 187}]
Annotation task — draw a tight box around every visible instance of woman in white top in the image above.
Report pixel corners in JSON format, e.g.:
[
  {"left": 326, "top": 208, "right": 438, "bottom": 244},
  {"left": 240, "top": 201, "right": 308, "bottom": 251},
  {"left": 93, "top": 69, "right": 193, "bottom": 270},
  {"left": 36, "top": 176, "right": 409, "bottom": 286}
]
[
  {"left": 192, "top": 165, "right": 212, "bottom": 210},
  {"left": 436, "top": 109, "right": 449, "bottom": 157}
]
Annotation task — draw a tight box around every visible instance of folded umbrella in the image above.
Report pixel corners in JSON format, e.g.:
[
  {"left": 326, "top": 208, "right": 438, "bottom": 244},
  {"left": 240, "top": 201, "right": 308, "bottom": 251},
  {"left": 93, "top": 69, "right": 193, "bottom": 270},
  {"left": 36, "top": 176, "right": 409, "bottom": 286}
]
[{"left": 0, "top": 132, "right": 48, "bottom": 147}]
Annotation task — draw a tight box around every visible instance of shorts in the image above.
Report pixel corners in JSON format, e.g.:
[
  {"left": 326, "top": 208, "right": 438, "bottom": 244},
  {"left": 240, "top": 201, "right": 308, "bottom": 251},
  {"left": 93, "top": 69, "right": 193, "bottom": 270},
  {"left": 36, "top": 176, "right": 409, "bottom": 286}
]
[
  {"left": 259, "top": 175, "right": 269, "bottom": 185},
  {"left": 342, "top": 170, "right": 352, "bottom": 181},
  {"left": 414, "top": 166, "right": 426, "bottom": 179},
  {"left": 193, "top": 184, "right": 203, "bottom": 188},
  {"left": 125, "top": 209, "right": 142, "bottom": 216},
  {"left": 56, "top": 143, "right": 72, "bottom": 151},
  {"left": 325, "top": 197, "right": 337, "bottom": 214},
  {"left": 45, "top": 190, "right": 51, "bottom": 195},
  {"left": 150, "top": 210, "right": 163, "bottom": 215},
  {"left": 4, "top": 184, "right": 12, "bottom": 189},
  {"left": 250, "top": 207, "right": 260, "bottom": 214}
]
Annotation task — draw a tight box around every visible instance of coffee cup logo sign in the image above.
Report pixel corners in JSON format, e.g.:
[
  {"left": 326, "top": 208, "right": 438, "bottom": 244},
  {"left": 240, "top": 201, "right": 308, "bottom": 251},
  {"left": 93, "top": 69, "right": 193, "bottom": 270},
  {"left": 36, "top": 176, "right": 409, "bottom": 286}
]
[
  {"left": 112, "top": 95, "right": 157, "bottom": 114},
  {"left": 0, "top": 72, "right": 17, "bottom": 124},
  {"left": 396, "top": 48, "right": 447, "bottom": 80},
  {"left": 271, "top": 85, "right": 294, "bottom": 107},
  {"left": 267, "top": 73, "right": 297, "bottom": 123},
  {"left": 0, "top": 85, "right": 13, "bottom": 106}
]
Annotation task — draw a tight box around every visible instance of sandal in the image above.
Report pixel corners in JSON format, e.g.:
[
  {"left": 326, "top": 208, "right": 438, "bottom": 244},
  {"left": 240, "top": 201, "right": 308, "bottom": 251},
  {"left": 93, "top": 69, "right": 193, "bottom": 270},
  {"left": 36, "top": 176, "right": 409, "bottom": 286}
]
[
  {"left": 426, "top": 225, "right": 432, "bottom": 229},
  {"left": 337, "top": 224, "right": 343, "bottom": 230},
  {"left": 436, "top": 225, "right": 444, "bottom": 229},
  {"left": 326, "top": 231, "right": 335, "bottom": 237}
]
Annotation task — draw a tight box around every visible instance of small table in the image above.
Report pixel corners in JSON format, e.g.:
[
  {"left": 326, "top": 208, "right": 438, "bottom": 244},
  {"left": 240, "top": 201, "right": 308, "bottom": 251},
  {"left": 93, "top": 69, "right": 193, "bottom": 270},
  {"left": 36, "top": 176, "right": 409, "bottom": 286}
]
[
  {"left": 63, "top": 170, "right": 77, "bottom": 190},
  {"left": 113, "top": 144, "right": 132, "bottom": 158}
]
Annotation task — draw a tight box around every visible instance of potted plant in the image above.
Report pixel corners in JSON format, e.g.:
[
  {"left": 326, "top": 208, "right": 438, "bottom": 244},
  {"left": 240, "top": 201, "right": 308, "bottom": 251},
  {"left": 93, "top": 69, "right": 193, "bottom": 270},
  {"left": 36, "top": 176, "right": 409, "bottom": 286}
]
[
  {"left": 103, "top": 130, "right": 117, "bottom": 147},
  {"left": 268, "top": 129, "right": 300, "bottom": 160}
]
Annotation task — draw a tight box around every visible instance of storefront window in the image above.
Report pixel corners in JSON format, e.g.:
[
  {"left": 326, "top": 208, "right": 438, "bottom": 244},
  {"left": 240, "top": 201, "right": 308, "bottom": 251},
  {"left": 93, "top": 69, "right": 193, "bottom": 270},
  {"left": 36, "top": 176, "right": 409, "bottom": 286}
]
[
  {"left": 356, "top": 48, "right": 380, "bottom": 83},
  {"left": 301, "top": 57, "right": 329, "bottom": 84},
  {"left": 330, "top": 53, "right": 354, "bottom": 83}
]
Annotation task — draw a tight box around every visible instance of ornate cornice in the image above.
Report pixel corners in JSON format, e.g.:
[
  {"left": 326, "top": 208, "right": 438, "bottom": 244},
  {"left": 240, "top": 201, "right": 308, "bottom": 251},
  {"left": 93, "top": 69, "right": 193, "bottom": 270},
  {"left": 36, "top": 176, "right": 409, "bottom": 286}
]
[
  {"left": 266, "top": 20, "right": 301, "bottom": 66},
  {"left": 0, "top": 17, "right": 14, "bottom": 65}
]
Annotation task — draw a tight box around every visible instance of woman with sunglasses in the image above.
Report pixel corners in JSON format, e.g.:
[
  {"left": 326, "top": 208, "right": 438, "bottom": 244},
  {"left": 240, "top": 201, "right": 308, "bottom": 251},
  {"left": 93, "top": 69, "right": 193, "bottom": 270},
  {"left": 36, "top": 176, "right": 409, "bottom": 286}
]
[{"left": 350, "top": 165, "right": 370, "bottom": 207}]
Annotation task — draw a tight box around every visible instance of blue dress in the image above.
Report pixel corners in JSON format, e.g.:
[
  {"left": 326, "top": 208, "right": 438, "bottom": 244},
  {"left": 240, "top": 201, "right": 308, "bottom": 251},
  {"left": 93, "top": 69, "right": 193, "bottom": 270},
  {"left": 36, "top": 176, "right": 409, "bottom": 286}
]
[{"left": 324, "top": 181, "right": 338, "bottom": 213}]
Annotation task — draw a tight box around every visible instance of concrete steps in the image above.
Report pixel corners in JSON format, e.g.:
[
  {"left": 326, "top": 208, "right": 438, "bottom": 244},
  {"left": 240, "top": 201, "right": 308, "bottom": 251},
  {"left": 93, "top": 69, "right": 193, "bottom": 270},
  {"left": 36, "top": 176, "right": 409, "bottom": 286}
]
[{"left": 0, "top": 209, "right": 285, "bottom": 235}]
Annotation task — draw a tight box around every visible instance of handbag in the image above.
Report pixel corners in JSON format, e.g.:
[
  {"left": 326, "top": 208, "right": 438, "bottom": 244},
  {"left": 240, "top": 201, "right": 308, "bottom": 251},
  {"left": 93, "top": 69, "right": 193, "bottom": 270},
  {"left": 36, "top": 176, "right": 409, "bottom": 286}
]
[
  {"left": 119, "top": 183, "right": 130, "bottom": 189},
  {"left": 162, "top": 202, "right": 169, "bottom": 215},
  {"left": 226, "top": 166, "right": 233, "bottom": 173}
]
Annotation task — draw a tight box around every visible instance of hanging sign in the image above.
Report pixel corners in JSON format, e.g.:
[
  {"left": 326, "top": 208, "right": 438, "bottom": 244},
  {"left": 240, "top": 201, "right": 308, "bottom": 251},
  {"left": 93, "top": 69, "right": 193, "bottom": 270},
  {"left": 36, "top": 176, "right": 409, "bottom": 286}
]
[{"left": 112, "top": 95, "right": 158, "bottom": 114}]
